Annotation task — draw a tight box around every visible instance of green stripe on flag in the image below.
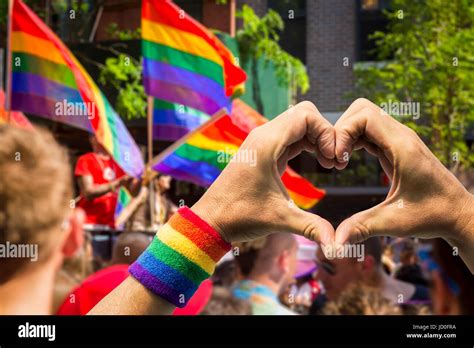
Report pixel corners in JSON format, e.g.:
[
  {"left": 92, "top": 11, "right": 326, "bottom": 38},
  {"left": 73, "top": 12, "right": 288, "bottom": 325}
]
[
  {"left": 12, "top": 52, "right": 78, "bottom": 89},
  {"left": 142, "top": 40, "right": 225, "bottom": 86}
]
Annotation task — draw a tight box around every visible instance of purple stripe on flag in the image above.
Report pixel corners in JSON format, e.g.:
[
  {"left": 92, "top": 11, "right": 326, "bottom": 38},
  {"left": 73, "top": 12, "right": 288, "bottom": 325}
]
[
  {"left": 153, "top": 108, "right": 207, "bottom": 128},
  {"left": 154, "top": 162, "right": 214, "bottom": 187},
  {"left": 143, "top": 77, "right": 229, "bottom": 116},
  {"left": 12, "top": 71, "right": 83, "bottom": 104},
  {"left": 154, "top": 152, "right": 219, "bottom": 187},
  {"left": 143, "top": 58, "right": 229, "bottom": 107},
  {"left": 11, "top": 92, "right": 92, "bottom": 132},
  {"left": 153, "top": 124, "right": 191, "bottom": 141}
]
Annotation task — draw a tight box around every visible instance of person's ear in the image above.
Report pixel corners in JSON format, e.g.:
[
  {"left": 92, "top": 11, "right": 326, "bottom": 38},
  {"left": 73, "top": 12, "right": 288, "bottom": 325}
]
[
  {"left": 62, "top": 208, "right": 85, "bottom": 257},
  {"left": 279, "top": 250, "right": 290, "bottom": 274}
]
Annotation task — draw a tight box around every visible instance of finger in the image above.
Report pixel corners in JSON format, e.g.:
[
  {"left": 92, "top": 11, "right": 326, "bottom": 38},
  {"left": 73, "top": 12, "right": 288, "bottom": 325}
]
[
  {"left": 335, "top": 201, "right": 403, "bottom": 246},
  {"left": 281, "top": 202, "right": 335, "bottom": 247},
  {"left": 334, "top": 205, "right": 383, "bottom": 246},
  {"left": 272, "top": 101, "right": 335, "bottom": 165},
  {"left": 338, "top": 98, "right": 372, "bottom": 123},
  {"left": 316, "top": 151, "right": 336, "bottom": 169},
  {"left": 353, "top": 139, "right": 394, "bottom": 180},
  {"left": 287, "top": 137, "right": 316, "bottom": 161},
  {"left": 334, "top": 106, "right": 395, "bottom": 168},
  {"left": 277, "top": 137, "right": 317, "bottom": 175},
  {"left": 353, "top": 138, "right": 378, "bottom": 156}
]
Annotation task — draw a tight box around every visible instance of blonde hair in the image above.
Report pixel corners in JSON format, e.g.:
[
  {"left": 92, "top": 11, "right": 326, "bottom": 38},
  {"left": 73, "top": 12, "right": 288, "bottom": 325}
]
[
  {"left": 0, "top": 125, "right": 72, "bottom": 282},
  {"left": 323, "top": 283, "right": 402, "bottom": 315},
  {"left": 201, "top": 287, "right": 252, "bottom": 315}
]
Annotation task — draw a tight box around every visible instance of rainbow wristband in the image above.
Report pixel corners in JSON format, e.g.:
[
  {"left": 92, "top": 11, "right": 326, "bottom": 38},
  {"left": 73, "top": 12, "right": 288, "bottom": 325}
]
[{"left": 129, "top": 206, "right": 231, "bottom": 308}]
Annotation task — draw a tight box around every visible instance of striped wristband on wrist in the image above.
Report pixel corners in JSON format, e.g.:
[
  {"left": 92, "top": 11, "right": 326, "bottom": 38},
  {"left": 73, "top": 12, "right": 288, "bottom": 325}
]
[{"left": 129, "top": 206, "right": 231, "bottom": 308}]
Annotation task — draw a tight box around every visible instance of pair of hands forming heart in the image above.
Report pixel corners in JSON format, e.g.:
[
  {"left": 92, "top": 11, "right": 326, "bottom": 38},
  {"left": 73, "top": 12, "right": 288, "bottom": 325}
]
[{"left": 191, "top": 98, "right": 474, "bottom": 269}]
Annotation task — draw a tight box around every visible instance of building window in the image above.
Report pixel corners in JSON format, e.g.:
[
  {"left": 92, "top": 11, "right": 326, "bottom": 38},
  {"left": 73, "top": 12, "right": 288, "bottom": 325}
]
[
  {"left": 357, "top": 0, "right": 391, "bottom": 61},
  {"left": 267, "top": 0, "right": 307, "bottom": 63},
  {"left": 361, "top": 0, "right": 379, "bottom": 11},
  {"left": 175, "top": 0, "right": 203, "bottom": 22},
  {"left": 360, "top": 0, "right": 391, "bottom": 11}
]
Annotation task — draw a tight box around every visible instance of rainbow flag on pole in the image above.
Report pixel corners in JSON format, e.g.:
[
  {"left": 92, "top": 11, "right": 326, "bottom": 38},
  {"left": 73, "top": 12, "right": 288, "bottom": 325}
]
[
  {"left": 153, "top": 100, "right": 325, "bottom": 209},
  {"left": 10, "top": 0, "right": 144, "bottom": 177},
  {"left": 141, "top": 0, "right": 246, "bottom": 116},
  {"left": 153, "top": 98, "right": 211, "bottom": 141}
]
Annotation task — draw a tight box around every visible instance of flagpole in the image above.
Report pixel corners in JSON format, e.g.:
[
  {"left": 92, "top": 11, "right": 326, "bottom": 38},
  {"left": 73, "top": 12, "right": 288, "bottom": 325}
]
[
  {"left": 149, "top": 107, "right": 228, "bottom": 168},
  {"left": 5, "top": 0, "right": 14, "bottom": 123},
  {"left": 147, "top": 96, "right": 155, "bottom": 230}
]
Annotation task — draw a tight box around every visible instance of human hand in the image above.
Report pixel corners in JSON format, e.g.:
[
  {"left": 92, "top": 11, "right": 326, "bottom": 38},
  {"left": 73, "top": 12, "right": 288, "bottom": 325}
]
[
  {"left": 191, "top": 101, "right": 336, "bottom": 246},
  {"left": 333, "top": 98, "right": 473, "bottom": 270}
]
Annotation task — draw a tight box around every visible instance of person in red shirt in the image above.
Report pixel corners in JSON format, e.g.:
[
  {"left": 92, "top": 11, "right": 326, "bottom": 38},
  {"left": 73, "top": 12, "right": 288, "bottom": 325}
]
[
  {"left": 57, "top": 232, "right": 213, "bottom": 315},
  {"left": 75, "top": 135, "right": 139, "bottom": 228},
  {"left": 57, "top": 232, "right": 150, "bottom": 315}
]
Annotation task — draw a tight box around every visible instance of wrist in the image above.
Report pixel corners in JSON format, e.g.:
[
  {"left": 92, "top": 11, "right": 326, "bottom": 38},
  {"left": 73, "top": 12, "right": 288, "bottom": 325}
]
[
  {"left": 109, "top": 181, "right": 117, "bottom": 191},
  {"left": 448, "top": 191, "right": 474, "bottom": 247},
  {"left": 129, "top": 206, "right": 231, "bottom": 308},
  {"left": 191, "top": 195, "right": 231, "bottom": 243}
]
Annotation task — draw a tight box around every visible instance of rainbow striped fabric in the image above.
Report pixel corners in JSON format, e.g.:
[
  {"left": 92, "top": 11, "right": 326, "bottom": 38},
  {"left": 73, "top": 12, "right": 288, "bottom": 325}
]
[
  {"left": 10, "top": 0, "right": 144, "bottom": 177},
  {"left": 154, "top": 99, "right": 325, "bottom": 209},
  {"left": 0, "top": 88, "right": 33, "bottom": 130},
  {"left": 129, "top": 206, "right": 231, "bottom": 307},
  {"left": 114, "top": 186, "right": 133, "bottom": 229},
  {"left": 153, "top": 98, "right": 211, "bottom": 141},
  {"left": 142, "top": 0, "right": 246, "bottom": 117}
]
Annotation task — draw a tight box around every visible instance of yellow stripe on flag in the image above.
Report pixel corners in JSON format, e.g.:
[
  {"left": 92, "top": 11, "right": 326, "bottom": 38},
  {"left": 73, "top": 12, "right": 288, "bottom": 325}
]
[
  {"left": 12, "top": 31, "right": 67, "bottom": 66},
  {"left": 142, "top": 19, "right": 224, "bottom": 67},
  {"left": 187, "top": 133, "right": 240, "bottom": 153}
]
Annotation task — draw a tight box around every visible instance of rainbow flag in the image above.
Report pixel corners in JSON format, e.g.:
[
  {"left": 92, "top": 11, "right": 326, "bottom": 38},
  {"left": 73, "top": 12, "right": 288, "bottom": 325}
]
[
  {"left": 141, "top": 0, "right": 246, "bottom": 116},
  {"left": 114, "top": 186, "right": 133, "bottom": 229},
  {"left": 0, "top": 88, "right": 34, "bottom": 130},
  {"left": 154, "top": 99, "right": 325, "bottom": 209},
  {"left": 10, "top": 0, "right": 144, "bottom": 177},
  {"left": 153, "top": 98, "right": 211, "bottom": 141}
]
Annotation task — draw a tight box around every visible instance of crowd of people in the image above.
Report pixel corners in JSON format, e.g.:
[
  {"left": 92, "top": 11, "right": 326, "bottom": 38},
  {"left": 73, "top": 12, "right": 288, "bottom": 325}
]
[
  {"left": 0, "top": 99, "right": 472, "bottom": 316},
  {"left": 38, "top": 218, "right": 474, "bottom": 316}
]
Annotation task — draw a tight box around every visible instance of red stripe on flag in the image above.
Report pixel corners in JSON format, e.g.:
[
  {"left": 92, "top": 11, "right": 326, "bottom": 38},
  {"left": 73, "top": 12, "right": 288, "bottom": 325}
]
[{"left": 142, "top": 0, "right": 246, "bottom": 96}]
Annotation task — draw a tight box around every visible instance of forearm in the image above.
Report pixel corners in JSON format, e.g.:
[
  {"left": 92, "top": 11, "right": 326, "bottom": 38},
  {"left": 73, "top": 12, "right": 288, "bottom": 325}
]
[
  {"left": 83, "top": 183, "right": 114, "bottom": 200},
  {"left": 88, "top": 277, "right": 175, "bottom": 315},
  {"left": 446, "top": 193, "right": 474, "bottom": 273},
  {"left": 89, "top": 206, "right": 230, "bottom": 315},
  {"left": 125, "top": 178, "right": 142, "bottom": 197}
]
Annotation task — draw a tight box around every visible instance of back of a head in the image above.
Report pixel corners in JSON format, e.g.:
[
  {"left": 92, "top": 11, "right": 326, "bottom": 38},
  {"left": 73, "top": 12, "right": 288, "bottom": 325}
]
[
  {"left": 111, "top": 232, "right": 151, "bottom": 265},
  {"left": 211, "top": 260, "right": 238, "bottom": 288},
  {"left": 201, "top": 286, "right": 252, "bottom": 315},
  {"left": 251, "top": 233, "right": 297, "bottom": 275},
  {"left": 233, "top": 234, "right": 296, "bottom": 277},
  {"left": 323, "top": 283, "right": 401, "bottom": 315},
  {"left": 0, "top": 126, "right": 72, "bottom": 283},
  {"left": 233, "top": 238, "right": 265, "bottom": 277}
]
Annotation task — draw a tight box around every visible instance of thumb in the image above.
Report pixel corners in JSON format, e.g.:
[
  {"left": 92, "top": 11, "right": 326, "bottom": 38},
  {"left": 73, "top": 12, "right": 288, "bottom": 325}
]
[
  {"left": 281, "top": 202, "right": 335, "bottom": 247},
  {"left": 335, "top": 205, "right": 387, "bottom": 245}
]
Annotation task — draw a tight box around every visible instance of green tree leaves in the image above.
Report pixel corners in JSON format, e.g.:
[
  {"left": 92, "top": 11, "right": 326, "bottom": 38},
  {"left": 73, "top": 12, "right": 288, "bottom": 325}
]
[{"left": 355, "top": 0, "right": 474, "bottom": 168}]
